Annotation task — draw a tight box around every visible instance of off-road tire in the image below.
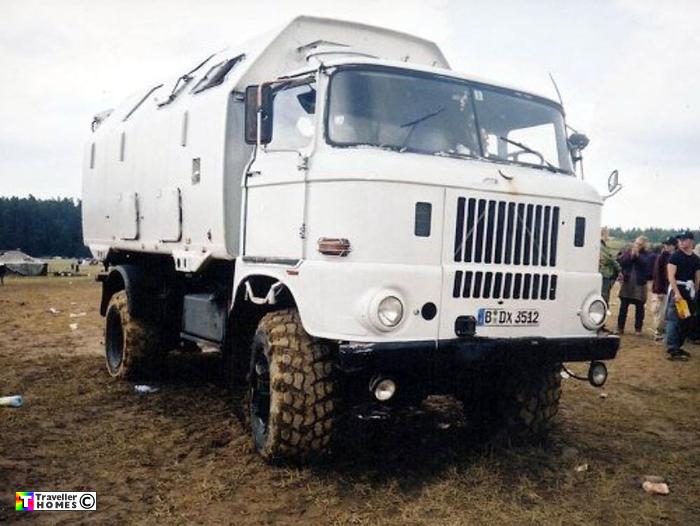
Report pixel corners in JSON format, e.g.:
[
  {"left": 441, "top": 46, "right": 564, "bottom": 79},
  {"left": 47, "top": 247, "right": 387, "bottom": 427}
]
[
  {"left": 247, "top": 308, "right": 336, "bottom": 463},
  {"left": 463, "top": 362, "right": 562, "bottom": 443},
  {"left": 500, "top": 362, "right": 562, "bottom": 441},
  {"left": 104, "top": 291, "right": 164, "bottom": 380}
]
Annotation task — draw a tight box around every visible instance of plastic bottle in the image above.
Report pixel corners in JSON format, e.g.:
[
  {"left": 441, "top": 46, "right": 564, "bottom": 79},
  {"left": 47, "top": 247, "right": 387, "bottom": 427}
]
[{"left": 0, "top": 395, "right": 23, "bottom": 407}]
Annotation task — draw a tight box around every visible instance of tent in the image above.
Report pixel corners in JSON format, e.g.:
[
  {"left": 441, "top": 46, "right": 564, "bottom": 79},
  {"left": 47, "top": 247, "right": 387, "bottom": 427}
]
[{"left": 0, "top": 250, "right": 48, "bottom": 276}]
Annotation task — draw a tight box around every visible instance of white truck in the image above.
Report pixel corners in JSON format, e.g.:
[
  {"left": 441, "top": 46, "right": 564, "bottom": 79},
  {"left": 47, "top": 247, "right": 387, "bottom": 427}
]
[{"left": 83, "top": 16, "right": 619, "bottom": 462}]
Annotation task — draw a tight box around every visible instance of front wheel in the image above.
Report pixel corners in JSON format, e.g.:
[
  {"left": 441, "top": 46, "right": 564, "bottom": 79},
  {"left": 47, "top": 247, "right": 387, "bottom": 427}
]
[
  {"left": 500, "top": 362, "right": 562, "bottom": 440},
  {"left": 247, "top": 308, "right": 336, "bottom": 463},
  {"left": 463, "top": 362, "right": 562, "bottom": 443}
]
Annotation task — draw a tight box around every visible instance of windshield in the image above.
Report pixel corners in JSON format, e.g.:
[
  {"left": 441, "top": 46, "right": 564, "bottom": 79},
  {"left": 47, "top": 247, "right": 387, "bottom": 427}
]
[{"left": 326, "top": 67, "right": 573, "bottom": 174}]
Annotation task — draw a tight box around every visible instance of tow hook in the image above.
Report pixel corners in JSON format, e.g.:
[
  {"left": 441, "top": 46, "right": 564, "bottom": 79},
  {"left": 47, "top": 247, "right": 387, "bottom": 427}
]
[{"left": 562, "top": 361, "right": 608, "bottom": 388}]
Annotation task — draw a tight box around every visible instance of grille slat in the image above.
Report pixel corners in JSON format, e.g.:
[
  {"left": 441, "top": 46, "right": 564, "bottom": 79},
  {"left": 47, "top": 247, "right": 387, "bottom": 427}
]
[
  {"left": 523, "top": 204, "right": 533, "bottom": 266},
  {"left": 533, "top": 205, "right": 542, "bottom": 266},
  {"left": 473, "top": 272, "right": 483, "bottom": 298},
  {"left": 453, "top": 270, "right": 463, "bottom": 298},
  {"left": 463, "top": 271, "right": 473, "bottom": 298},
  {"left": 474, "top": 200, "right": 486, "bottom": 263},
  {"left": 541, "top": 206, "right": 551, "bottom": 266},
  {"left": 483, "top": 271, "right": 493, "bottom": 299},
  {"left": 503, "top": 273, "right": 513, "bottom": 299},
  {"left": 495, "top": 201, "right": 506, "bottom": 264},
  {"left": 454, "top": 197, "right": 559, "bottom": 267},
  {"left": 484, "top": 201, "right": 496, "bottom": 264},
  {"left": 465, "top": 198, "right": 476, "bottom": 263},
  {"left": 453, "top": 198, "right": 466, "bottom": 262},
  {"left": 549, "top": 207, "right": 560, "bottom": 266},
  {"left": 454, "top": 271, "right": 558, "bottom": 301}
]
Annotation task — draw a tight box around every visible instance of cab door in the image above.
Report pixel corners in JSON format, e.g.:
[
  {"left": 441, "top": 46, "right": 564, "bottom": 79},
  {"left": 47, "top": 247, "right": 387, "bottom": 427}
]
[{"left": 244, "top": 81, "right": 317, "bottom": 261}]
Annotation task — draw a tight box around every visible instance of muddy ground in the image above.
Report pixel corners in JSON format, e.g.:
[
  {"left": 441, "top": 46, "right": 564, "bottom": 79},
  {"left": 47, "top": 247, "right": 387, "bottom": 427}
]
[{"left": 1, "top": 275, "right": 699, "bottom": 525}]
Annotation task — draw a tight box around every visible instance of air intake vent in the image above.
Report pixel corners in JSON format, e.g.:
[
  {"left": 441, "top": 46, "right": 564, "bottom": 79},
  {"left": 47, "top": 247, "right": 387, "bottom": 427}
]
[
  {"left": 453, "top": 271, "right": 558, "bottom": 301},
  {"left": 454, "top": 198, "right": 559, "bottom": 267}
]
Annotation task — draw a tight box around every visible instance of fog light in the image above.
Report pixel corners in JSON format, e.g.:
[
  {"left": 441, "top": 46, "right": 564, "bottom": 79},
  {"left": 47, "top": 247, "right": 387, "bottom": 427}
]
[
  {"left": 373, "top": 378, "right": 397, "bottom": 401},
  {"left": 588, "top": 361, "right": 608, "bottom": 387}
]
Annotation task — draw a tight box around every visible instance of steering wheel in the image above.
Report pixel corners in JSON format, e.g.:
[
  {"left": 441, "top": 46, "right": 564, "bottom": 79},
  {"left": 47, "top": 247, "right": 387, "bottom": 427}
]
[{"left": 507, "top": 149, "right": 544, "bottom": 165}]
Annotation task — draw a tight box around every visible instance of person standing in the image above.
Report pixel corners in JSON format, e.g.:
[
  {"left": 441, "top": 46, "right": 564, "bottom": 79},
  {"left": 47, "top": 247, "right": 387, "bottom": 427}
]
[
  {"left": 665, "top": 231, "right": 700, "bottom": 360},
  {"left": 599, "top": 228, "right": 620, "bottom": 307},
  {"left": 616, "top": 236, "right": 651, "bottom": 335},
  {"left": 685, "top": 234, "right": 700, "bottom": 344},
  {"left": 651, "top": 237, "right": 677, "bottom": 340},
  {"left": 0, "top": 263, "right": 6, "bottom": 285}
]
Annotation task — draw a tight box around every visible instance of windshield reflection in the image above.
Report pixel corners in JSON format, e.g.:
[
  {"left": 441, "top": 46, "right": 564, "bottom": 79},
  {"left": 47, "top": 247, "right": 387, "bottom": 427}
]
[{"left": 326, "top": 67, "right": 573, "bottom": 174}]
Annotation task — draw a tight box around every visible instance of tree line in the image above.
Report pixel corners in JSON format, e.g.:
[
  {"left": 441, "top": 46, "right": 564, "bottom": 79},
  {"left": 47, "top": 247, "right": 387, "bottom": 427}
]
[{"left": 0, "top": 196, "right": 90, "bottom": 258}]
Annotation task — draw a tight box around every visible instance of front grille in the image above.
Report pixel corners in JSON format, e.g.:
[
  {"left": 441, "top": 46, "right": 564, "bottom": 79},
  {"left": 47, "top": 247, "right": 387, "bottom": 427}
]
[
  {"left": 452, "top": 270, "right": 558, "bottom": 301},
  {"left": 453, "top": 197, "right": 560, "bottom": 266}
]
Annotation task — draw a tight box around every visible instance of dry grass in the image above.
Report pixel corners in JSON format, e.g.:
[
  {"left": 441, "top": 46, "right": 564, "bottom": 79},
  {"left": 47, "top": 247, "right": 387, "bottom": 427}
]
[{"left": 0, "top": 275, "right": 698, "bottom": 525}]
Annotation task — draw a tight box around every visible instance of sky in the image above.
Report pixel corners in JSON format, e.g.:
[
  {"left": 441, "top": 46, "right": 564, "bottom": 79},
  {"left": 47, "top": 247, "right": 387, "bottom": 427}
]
[{"left": 0, "top": 0, "right": 698, "bottom": 228}]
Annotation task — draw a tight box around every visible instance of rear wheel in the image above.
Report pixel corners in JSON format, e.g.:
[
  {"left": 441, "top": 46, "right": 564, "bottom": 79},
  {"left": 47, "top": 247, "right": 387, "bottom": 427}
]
[
  {"left": 247, "top": 308, "right": 336, "bottom": 463},
  {"left": 104, "top": 291, "right": 164, "bottom": 380}
]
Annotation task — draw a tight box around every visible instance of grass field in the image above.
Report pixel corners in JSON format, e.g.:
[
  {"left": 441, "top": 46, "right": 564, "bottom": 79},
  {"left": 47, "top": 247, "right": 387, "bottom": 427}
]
[{"left": 1, "top": 274, "right": 699, "bottom": 524}]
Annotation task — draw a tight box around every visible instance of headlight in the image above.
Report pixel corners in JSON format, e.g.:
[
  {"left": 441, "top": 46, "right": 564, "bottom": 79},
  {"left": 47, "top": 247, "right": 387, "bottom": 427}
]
[
  {"left": 377, "top": 296, "right": 404, "bottom": 328},
  {"left": 581, "top": 296, "right": 607, "bottom": 330},
  {"left": 589, "top": 300, "right": 606, "bottom": 325}
]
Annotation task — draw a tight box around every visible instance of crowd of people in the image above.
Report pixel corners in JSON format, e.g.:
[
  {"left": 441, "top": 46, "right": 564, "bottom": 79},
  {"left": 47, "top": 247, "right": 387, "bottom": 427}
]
[{"left": 600, "top": 229, "right": 700, "bottom": 361}]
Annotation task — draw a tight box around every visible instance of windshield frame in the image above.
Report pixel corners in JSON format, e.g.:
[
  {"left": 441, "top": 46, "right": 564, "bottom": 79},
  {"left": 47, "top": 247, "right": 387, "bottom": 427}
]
[{"left": 323, "top": 64, "right": 574, "bottom": 175}]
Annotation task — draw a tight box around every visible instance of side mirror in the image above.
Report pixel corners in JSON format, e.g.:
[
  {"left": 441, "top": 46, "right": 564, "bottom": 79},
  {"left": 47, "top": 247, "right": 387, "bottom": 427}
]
[
  {"left": 603, "top": 169, "right": 622, "bottom": 201},
  {"left": 568, "top": 132, "right": 590, "bottom": 151},
  {"left": 245, "top": 84, "right": 273, "bottom": 145}
]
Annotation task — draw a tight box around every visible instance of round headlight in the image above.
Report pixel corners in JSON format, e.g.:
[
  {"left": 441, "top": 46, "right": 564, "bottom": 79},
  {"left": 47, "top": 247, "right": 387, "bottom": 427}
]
[
  {"left": 377, "top": 296, "right": 404, "bottom": 327},
  {"left": 581, "top": 297, "right": 607, "bottom": 330},
  {"left": 588, "top": 299, "right": 606, "bottom": 326}
]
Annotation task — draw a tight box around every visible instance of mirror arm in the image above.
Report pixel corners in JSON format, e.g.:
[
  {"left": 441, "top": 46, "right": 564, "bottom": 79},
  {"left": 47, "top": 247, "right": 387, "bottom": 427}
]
[{"left": 602, "top": 184, "right": 622, "bottom": 201}]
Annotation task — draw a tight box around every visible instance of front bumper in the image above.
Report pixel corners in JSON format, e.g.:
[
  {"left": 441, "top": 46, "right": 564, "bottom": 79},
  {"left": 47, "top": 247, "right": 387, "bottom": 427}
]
[{"left": 338, "top": 335, "right": 620, "bottom": 374}]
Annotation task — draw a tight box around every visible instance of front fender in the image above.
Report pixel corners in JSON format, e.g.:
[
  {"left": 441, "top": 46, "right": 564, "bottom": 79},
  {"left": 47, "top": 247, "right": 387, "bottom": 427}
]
[{"left": 233, "top": 259, "right": 442, "bottom": 342}]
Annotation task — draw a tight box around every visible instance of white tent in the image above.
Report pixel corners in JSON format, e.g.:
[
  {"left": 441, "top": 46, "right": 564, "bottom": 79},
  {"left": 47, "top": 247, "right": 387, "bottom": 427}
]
[{"left": 0, "top": 250, "right": 48, "bottom": 276}]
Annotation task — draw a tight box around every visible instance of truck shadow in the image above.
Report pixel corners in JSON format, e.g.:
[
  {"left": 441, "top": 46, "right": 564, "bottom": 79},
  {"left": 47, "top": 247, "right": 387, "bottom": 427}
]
[{"left": 144, "top": 350, "right": 567, "bottom": 485}]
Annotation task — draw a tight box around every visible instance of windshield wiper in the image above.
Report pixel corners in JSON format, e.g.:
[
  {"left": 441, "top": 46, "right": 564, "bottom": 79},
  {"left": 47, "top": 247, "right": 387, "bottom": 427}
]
[
  {"left": 434, "top": 150, "right": 477, "bottom": 160},
  {"left": 399, "top": 107, "right": 445, "bottom": 150},
  {"left": 498, "top": 136, "right": 558, "bottom": 173}
]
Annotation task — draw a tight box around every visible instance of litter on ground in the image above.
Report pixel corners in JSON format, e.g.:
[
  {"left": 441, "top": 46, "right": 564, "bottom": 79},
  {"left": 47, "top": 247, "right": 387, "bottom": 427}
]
[
  {"left": 0, "top": 395, "right": 23, "bottom": 408},
  {"left": 134, "top": 385, "right": 159, "bottom": 395}
]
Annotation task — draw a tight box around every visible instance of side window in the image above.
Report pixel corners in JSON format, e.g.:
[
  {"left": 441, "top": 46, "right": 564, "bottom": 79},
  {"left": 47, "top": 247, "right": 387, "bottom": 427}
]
[{"left": 267, "top": 83, "right": 316, "bottom": 151}]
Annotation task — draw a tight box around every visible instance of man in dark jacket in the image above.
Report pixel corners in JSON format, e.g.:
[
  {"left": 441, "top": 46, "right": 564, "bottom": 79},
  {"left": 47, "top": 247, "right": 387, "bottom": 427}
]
[
  {"left": 651, "top": 237, "right": 677, "bottom": 340},
  {"left": 616, "top": 236, "right": 652, "bottom": 335}
]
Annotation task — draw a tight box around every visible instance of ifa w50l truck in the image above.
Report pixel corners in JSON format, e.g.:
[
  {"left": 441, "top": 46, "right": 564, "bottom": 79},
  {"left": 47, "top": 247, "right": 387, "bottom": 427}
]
[{"left": 83, "top": 16, "right": 620, "bottom": 462}]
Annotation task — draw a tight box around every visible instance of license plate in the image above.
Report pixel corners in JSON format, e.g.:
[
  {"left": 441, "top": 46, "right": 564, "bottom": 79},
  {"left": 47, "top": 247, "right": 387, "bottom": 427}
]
[{"left": 477, "top": 308, "right": 540, "bottom": 326}]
